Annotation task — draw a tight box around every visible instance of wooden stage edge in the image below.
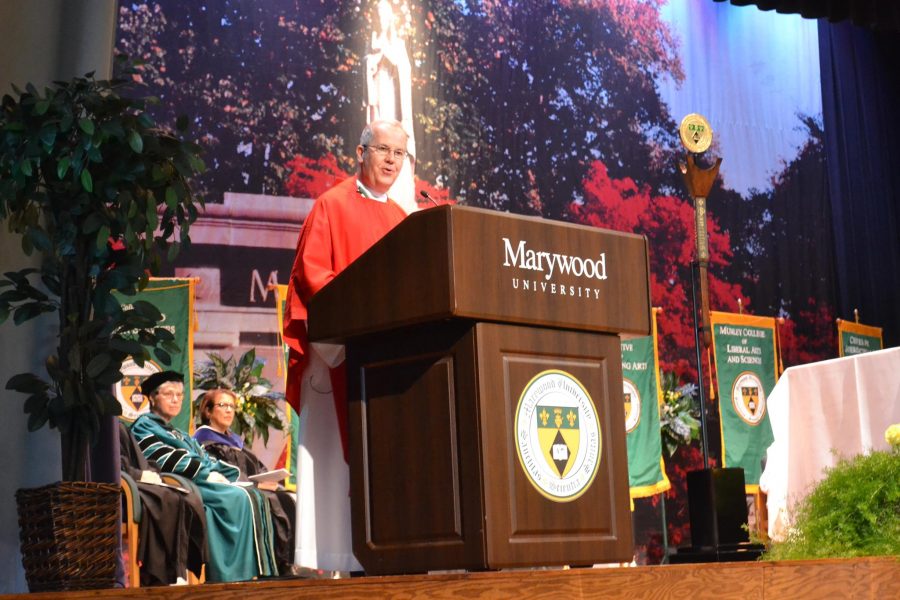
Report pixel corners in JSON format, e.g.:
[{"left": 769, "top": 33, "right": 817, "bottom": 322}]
[{"left": 5, "top": 557, "right": 899, "bottom": 600}]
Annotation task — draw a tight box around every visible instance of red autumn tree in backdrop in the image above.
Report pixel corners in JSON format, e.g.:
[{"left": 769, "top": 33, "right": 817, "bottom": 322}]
[
  {"left": 777, "top": 299, "right": 837, "bottom": 366},
  {"left": 284, "top": 154, "right": 347, "bottom": 199},
  {"left": 570, "top": 160, "right": 745, "bottom": 372}
]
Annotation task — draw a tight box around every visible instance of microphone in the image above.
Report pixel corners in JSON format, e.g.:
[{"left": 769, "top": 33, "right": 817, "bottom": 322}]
[{"left": 419, "top": 189, "right": 440, "bottom": 208}]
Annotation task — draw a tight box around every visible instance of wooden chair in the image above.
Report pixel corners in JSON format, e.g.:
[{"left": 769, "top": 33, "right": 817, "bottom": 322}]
[
  {"left": 120, "top": 471, "right": 207, "bottom": 586},
  {"left": 120, "top": 473, "right": 142, "bottom": 587}
]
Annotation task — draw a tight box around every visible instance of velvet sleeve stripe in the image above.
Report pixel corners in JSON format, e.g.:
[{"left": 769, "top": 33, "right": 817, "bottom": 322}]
[
  {"left": 147, "top": 447, "right": 170, "bottom": 464},
  {"left": 161, "top": 448, "right": 189, "bottom": 472},
  {"left": 137, "top": 434, "right": 160, "bottom": 452},
  {"left": 181, "top": 457, "right": 202, "bottom": 479}
]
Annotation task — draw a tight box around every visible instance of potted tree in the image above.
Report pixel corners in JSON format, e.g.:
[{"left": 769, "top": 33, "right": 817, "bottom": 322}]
[{"left": 0, "top": 57, "right": 204, "bottom": 591}]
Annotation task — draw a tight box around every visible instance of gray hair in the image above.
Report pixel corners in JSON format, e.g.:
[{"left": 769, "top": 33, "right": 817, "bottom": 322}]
[{"left": 359, "top": 119, "right": 407, "bottom": 147}]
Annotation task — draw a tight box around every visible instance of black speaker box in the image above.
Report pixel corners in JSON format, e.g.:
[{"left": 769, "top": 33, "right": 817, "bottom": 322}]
[{"left": 686, "top": 467, "right": 749, "bottom": 549}]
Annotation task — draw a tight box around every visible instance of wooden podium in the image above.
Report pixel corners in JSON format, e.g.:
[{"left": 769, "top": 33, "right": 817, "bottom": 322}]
[{"left": 308, "top": 205, "right": 651, "bottom": 575}]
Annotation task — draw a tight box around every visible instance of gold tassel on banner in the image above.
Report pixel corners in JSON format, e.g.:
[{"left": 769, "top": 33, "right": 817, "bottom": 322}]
[
  {"left": 189, "top": 277, "right": 201, "bottom": 332},
  {"left": 707, "top": 345, "right": 715, "bottom": 401},
  {"left": 775, "top": 317, "right": 785, "bottom": 377},
  {"left": 268, "top": 283, "right": 286, "bottom": 379},
  {"left": 835, "top": 317, "right": 843, "bottom": 356}
]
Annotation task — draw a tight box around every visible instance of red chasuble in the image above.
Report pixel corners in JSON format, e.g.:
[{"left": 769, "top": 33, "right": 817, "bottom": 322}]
[{"left": 284, "top": 176, "right": 406, "bottom": 460}]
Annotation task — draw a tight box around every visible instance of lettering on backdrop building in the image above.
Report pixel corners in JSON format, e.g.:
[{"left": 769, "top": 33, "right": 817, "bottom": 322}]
[
  {"left": 250, "top": 269, "right": 280, "bottom": 304},
  {"left": 502, "top": 238, "right": 608, "bottom": 301}
]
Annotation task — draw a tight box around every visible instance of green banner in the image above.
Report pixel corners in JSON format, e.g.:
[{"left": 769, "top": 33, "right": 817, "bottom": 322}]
[
  {"left": 621, "top": 323, "right": 669, "bottom": 497},
  {"left": 710, "top": 312, "right": 777, "bottom": 490},
  {"left": 114, "top": 278, "right": 195, "bottom": 432},
  {"left": 838, "top": 321, "right": 883, "bottom": 357}
]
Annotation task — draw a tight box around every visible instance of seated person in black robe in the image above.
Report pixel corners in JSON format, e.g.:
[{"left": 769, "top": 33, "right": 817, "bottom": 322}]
[
  {"left": 119, "top": 420, "right": 208, "bottom": 586},
  {"left": 193, "top": 388, "right": 296, "bottom": 572}
]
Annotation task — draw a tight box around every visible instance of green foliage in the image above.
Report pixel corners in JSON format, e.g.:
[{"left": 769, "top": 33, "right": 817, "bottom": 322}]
[
  {"left": 764, "top": 449, "right": 900, "bottom": 560},
  {"left": 658, "top": 371, "right": 701, "bottom": 457},
  {"left": 193, "top": 348, "right": 288, "bottom": 448},
  {"left": 419, "top": 1, "right": 685, "bottom": 218},
  {"left": 115, "top": 2, "right": 363, "bottom": 200},
  {"left": 116, "top": 2, "right": 684, "bottom": 219},
  {"left": 0, "top": 57, "right": 204, "bottom": 480}
]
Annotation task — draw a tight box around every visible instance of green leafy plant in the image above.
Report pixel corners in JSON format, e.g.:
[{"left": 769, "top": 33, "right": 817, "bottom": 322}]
[
  {"left": 193, "top": 348, "right": 288, "bottom": 447},
  {"left": 658, "top": 370, "right": 701, "bottom": 457},
  {"left": 0, "top": 57, "right": 204, "bottom": 480},
  {"left": 764, "top": 448, "right": 900, "bottom": 560}
]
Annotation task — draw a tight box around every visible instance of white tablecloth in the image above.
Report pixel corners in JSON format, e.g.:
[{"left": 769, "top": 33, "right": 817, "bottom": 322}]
[{"left": 759, "top": 346, "right": 900, "bottom": 540}]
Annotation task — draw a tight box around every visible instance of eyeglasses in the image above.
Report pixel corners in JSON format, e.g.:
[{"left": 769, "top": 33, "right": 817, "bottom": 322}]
[
  {"left": 363, "top": 144, "right": 407, "bottom": 160},
  {"left": 213, "top": 403, "right": 236, "bottom": 411}
]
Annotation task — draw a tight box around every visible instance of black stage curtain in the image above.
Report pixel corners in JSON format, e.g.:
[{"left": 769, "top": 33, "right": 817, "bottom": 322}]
[
  {"left": 819, "top": 22, "right": 900, "bottom": 347},
  {"left": 714, "top": 1, "right": 900, "bottom": 32}
]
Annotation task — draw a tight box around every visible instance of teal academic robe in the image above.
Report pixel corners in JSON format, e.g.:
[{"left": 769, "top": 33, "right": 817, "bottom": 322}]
[{"left": 131, "top": 413, "right": 277, "bottom": 582}]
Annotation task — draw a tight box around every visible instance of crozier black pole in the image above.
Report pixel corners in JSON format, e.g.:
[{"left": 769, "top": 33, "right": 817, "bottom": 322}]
[{"left": 690, "top": 260, "right": 711, "bottom": 470}]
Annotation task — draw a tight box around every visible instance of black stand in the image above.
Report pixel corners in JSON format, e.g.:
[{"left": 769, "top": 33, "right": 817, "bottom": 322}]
[
  {"left": 689, "top": 260, "right": 711, "bottom": 469},
  {"left": 668, "top": 264, "right": 765, "bottom": 563}
]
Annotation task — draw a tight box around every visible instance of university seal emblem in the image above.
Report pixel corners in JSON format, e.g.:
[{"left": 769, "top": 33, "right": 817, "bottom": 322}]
[
  {"left": 731, "top": 371, "right": 767, "bottom": 426},
  {"left": 115, "top": 358, "right": 163, "bottom": 422},
  {"left": 623, "top": 378, "right": 641, "bottom": 433},
  {"left": 679, "top": 113, "right": 713, "bottom": 154},
  {"left": 514, "top": 370, "right": 602, "bottom": 502}
]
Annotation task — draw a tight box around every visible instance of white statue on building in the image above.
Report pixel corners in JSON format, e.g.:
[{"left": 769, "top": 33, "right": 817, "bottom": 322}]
[{"left": 365, "top": 0, "right": 418, "bottom": 213}]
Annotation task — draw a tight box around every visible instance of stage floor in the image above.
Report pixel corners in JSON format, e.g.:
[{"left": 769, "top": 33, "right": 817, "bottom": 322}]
[{"left": 5, "top": 557, "right": 898, "bottom": 599}]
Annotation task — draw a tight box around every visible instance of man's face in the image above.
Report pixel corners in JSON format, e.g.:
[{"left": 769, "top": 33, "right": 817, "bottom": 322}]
[
  {"left": 357, "top": 123, "right": 408, "bottom": 195},
  {"left": 152, "top": 381, "right": 184, "bottom": 423}
]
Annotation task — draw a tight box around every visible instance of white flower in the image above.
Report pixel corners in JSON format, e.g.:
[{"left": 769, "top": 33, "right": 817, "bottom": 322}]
[{"left": 671, "top": 419, "right": 690, "bottom": 439}]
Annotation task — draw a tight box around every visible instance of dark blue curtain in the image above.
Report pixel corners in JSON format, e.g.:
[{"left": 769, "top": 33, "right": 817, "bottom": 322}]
[{"left": 819, "top": 22, "right": 900, "bottom": 347}]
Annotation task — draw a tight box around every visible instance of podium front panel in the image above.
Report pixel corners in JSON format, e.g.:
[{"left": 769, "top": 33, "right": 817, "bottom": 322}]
[{"left": 476, "top": 323, "right": 633, "bottom": 567}]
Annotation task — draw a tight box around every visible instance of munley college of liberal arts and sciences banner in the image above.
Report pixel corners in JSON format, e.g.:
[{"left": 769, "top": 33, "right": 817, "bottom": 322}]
[
  {"left": 113, "top": 278, "right": 197, "bottom": 433},
  {"left": 710, "top": 311, "right": 777, "bottom": 492}
]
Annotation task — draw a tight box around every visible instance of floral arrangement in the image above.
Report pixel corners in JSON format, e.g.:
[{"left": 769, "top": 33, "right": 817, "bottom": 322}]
[
  {"left": 193, "top": 349, "right": 288, "bottom": 447},
  {"left": 658, "top": 371, "right": 701, "bottom": 457},
  {"left": 764, "top": 423, "right": 900, "bottom": 560}
]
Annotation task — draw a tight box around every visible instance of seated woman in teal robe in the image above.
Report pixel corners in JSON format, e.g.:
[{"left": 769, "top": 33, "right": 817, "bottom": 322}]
[{"left": 130, "top": 371, "right": 278, "bottom": 583}]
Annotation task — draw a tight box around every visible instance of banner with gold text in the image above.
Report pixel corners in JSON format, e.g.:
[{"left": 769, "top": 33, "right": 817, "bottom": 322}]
[
  {"left": 114, "top": 278, "right": 197, "bottom": 432},
  {"left": 622, "top": 308, "right": 670, "bottom": 499},
  {"left": 837, "top": 319, "right": 883, "bottom": 357},
  {"left": 710, "top": 311, "right": 778, "bottom": 492},
  {"left": 272, "top": 284, "right": 299, "bottom": 492}
]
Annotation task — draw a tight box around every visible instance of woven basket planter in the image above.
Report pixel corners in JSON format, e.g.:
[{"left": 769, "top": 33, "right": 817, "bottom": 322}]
[{"left": 16, "top": 481, "right": 120, "bottom": 592}]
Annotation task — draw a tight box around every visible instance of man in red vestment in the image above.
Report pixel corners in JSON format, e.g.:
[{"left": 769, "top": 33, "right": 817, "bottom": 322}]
[{"left": 283, "top": 119, "right": 409, "bottom": 573}]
